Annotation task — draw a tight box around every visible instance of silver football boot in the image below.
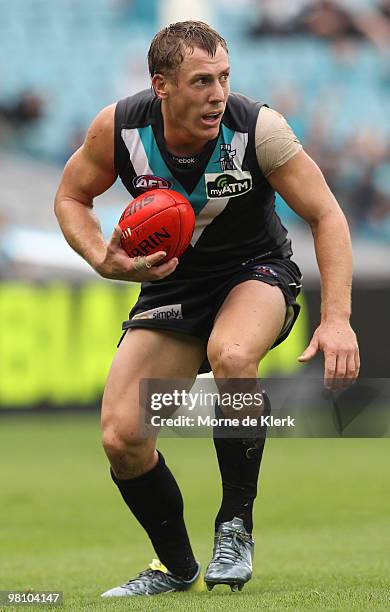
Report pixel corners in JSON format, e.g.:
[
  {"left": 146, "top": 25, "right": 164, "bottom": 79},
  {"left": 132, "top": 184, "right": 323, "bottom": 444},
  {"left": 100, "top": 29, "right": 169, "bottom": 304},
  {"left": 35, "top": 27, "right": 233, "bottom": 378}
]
[
  {"left": 205, "top": 517, "right": 254, "bottom": 592},
  {"left": 101, "top": 558, "right": 204, "bottom": 597}
]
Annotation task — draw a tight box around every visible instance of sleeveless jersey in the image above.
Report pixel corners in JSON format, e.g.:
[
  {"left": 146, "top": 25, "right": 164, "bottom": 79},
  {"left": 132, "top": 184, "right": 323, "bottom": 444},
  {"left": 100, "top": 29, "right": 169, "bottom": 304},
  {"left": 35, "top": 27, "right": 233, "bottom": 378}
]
[{"left": 114, "top": 89, "right": 292, "bottom": 277}]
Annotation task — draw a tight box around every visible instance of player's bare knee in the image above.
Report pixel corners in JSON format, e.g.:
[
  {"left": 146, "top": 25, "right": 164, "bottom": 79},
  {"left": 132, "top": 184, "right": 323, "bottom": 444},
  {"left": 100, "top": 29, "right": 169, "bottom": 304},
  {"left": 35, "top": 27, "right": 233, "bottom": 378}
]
[
  {"left": 208, "top": 344, "right": 257, "bottom": 378},
  {"left": 102, "top": 429, "right": 149, "bottom": 464}
]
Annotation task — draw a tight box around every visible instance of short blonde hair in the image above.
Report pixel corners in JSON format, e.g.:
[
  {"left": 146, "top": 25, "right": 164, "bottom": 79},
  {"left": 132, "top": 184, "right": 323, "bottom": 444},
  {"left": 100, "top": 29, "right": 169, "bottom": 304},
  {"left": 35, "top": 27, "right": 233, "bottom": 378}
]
[{"left": 148, "top": 20, "right": 228, "bottom": 80}]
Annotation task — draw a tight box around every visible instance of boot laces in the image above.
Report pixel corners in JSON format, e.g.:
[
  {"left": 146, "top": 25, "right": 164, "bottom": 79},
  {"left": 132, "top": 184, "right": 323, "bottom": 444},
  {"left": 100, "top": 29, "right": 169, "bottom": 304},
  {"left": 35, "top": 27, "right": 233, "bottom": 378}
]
[
  {"left": 213, "top": 527, "right": 252, "bottom": 564},
  {"left": 122, "top": 567, "right": 166, "bottom": 591}
]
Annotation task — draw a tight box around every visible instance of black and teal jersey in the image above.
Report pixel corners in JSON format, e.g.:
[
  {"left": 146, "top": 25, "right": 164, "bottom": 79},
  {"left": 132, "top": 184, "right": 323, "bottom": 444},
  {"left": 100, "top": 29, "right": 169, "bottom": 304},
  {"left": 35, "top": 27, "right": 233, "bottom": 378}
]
[{"left": 114, "top": 89, "right": 292, "bottom": 276}]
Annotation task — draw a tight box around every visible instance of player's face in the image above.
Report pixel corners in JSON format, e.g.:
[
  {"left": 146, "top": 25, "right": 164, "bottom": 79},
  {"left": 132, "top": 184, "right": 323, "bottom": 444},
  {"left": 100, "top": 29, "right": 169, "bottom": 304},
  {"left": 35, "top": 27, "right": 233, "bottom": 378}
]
[{"left": 162, "top": 45, "right": 230, "bottom": 151}]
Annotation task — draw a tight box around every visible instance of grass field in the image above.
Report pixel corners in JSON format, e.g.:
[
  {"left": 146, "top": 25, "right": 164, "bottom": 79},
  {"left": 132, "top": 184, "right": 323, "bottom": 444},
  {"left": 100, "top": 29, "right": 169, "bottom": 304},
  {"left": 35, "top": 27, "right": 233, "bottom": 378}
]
[{"left": 0, "top": 414, "right": 389, "bottom": 611}]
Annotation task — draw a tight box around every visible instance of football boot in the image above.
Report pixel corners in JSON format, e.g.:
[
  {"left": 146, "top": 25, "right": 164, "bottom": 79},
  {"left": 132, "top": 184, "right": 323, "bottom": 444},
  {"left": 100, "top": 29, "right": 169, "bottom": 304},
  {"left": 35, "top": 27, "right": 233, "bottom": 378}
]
[
  {"left": 101, "top": 558, "right": 203, "bottom": 597},
  {"left": 205, "top": 517, "right": 254, "bottom": 592}
]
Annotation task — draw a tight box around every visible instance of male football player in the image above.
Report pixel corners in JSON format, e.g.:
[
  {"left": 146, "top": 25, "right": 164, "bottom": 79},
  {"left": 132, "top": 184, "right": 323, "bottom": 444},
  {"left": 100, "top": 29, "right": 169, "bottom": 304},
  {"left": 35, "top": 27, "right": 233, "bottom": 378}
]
[{"left": 55, "top": 21, "right": 359, "bottom": 596}]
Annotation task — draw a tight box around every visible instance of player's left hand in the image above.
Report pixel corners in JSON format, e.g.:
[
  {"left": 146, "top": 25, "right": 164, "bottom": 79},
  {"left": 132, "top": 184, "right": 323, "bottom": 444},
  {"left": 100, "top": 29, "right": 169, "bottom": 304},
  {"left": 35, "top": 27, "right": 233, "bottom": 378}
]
[{"left": 298, "top": 320, "right": 360, "bottom": 389}]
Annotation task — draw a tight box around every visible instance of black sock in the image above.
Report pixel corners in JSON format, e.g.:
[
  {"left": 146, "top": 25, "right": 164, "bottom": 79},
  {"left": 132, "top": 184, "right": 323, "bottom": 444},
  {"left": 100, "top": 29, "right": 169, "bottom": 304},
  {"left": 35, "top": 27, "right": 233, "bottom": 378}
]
[
  {"left": 212, "top": 392, "right": 270, "bottom": 534},
  {"left": 111, "top": 451, "right": 197, "bottom": 580}
]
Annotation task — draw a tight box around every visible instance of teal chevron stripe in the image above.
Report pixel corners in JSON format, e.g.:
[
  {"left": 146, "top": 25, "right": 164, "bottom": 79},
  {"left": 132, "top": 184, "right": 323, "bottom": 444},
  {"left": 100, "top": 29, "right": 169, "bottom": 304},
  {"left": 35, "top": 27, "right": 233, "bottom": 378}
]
[
  {"left": 138, "top": 124, "right": 236, "bottom": 215},
  {"left": 189, "top": 125, "right": 235, "bottom": 213},
  {"left": 138, "top": 126, "right": 175, "bottom": 186}
]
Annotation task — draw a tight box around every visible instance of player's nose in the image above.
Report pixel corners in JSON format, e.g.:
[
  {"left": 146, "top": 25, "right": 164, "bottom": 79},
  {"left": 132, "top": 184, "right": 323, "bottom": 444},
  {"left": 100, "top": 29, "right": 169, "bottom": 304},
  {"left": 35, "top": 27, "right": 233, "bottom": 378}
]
[{"left": 208, "top": 79, "right": 225, "bottom": 103}]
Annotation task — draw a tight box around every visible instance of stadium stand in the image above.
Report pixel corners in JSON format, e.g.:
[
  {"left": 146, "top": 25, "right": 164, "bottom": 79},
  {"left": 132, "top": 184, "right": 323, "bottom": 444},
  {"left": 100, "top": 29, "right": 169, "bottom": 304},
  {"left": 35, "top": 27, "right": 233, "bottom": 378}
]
[{"left": 0, "top": 0, "right": 389, "bottom": 281}]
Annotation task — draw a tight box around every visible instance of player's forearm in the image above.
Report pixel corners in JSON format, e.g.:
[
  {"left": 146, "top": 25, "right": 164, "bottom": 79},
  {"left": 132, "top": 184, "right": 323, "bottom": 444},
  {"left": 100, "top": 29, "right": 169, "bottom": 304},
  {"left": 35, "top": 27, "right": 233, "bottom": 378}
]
[
  {"left": 54, "top": 196, "right": 107, "bottom": 270},
  {"left": 311, "top": 209, "right": 353, "bottom": 323}
]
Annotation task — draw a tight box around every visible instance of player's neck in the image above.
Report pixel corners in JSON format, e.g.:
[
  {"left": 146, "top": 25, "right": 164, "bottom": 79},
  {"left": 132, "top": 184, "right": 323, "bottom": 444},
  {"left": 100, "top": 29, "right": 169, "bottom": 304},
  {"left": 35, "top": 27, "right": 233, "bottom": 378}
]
[
  {"left": 161, "top": 104, "right": 208, "bottom": 156},
  {"left": 164, "top": 128, "right": 207, "bottom": 157}
]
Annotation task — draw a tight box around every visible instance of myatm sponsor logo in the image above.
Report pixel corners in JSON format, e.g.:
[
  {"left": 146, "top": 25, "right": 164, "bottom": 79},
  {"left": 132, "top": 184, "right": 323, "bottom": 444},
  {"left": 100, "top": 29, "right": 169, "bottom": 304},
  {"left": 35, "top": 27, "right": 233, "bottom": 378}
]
[
  {"left": 133, "top": 175, "right": 172, "bottom": 191},
  {"left": 205, "top": 172, "right": 252, "bottom": 198},
  {"left": 0, "top": 284, "right": 306, "bottom": 407}
]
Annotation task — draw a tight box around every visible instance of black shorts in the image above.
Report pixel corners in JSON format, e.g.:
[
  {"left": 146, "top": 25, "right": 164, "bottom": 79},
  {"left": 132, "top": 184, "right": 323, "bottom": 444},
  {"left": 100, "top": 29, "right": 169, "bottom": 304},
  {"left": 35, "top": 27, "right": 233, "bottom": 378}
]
[{"left": 120, "top": 256, "right": 303, "bottom": 374}]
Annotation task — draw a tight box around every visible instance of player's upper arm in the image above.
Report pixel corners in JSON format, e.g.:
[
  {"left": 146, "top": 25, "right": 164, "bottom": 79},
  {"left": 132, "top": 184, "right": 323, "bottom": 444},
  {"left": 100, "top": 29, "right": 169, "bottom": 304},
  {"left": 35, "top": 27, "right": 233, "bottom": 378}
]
[
  {"left": 255, "top": 106, "right": 302, "bottom": 177},
  {"left": 266, "top": 148, "right": 342, "bottom": 226},
  {"left": 256, "top": 107, "right": 344, "bottom": 226},
  {"left": 56, "top": 104, "right": 118, "bottom": 207}
]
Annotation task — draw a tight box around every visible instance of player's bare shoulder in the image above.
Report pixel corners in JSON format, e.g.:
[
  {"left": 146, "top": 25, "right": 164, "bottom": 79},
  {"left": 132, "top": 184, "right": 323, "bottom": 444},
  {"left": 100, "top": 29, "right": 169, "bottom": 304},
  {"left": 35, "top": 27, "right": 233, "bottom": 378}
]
[
  {"left": 82, "top": 103, "right": 117, "bottom": 171},
  {"left": 57, "top": 104, "right": 117, "bottom": 204}
]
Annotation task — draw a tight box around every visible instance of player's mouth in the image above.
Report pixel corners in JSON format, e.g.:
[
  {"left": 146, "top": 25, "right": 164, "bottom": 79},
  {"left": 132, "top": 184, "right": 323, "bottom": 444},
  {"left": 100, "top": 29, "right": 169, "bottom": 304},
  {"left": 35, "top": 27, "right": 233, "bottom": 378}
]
[{"left": 201, "top": 111, "right": 223, "bottom": 127}]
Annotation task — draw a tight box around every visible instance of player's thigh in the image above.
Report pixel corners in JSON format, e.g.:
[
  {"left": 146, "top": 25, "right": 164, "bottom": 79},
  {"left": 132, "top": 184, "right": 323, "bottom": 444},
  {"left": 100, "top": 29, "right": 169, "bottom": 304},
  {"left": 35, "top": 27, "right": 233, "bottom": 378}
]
[
  {"left": 102, "top": 328, "right": 206, "bottom": 438},
  {"left": 208, "top": 280, "right": 287, "bottom": 369}
]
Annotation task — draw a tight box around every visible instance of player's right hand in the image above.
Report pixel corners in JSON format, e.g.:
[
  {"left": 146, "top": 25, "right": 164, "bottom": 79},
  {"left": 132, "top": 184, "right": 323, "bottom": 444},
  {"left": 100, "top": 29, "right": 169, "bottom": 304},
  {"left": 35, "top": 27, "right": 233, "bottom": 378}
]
[{"left": 94, "top": 225, "right": 179, "bottom": 282}]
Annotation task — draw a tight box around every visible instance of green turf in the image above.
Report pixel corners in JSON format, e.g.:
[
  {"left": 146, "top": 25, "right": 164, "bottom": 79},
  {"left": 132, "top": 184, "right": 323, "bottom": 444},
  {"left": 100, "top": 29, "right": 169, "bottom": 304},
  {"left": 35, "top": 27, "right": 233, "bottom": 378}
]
[{"left": 0, "top": 414, "right": 389, "bottom": 611}]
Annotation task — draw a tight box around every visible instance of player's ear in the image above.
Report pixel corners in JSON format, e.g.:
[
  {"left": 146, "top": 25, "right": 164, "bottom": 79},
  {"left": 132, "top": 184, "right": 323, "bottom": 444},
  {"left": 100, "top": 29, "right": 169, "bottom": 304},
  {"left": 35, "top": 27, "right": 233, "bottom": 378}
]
[{"left": 152, "top": 73, "right": 169, "bottom": 99}]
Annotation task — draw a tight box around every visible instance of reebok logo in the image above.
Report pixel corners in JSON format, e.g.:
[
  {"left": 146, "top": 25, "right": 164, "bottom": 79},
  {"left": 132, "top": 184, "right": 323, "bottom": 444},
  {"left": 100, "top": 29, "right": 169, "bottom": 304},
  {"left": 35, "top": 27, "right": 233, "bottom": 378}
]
[
  {"left": 205, "top": 172, "right": 252, "bottom": 198},
  {"left": 132, "top": 304, "right": 183, "bottom": 321},
  {"left": 172, "top": 156, "right": 196, "bottom": 164}
]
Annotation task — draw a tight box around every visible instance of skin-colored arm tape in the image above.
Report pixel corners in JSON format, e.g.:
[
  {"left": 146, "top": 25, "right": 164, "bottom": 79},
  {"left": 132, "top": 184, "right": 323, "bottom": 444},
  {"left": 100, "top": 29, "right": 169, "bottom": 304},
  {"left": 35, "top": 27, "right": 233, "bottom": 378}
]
[{"left": 255, "top": 106, "right": 303, "bottom": 177}]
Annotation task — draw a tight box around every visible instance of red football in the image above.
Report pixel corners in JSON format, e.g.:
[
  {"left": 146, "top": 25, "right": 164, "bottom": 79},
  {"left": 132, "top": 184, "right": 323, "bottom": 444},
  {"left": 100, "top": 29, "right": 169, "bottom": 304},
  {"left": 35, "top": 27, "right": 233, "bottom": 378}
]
[{"left": 118, "top": 189, "right": 195, "bottom": 263}]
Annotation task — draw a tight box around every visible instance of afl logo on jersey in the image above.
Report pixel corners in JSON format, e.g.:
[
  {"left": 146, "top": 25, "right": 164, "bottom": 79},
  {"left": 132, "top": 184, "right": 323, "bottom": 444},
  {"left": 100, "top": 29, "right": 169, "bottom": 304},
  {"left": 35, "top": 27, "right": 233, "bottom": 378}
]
[{"left": 133, "top": 175, "right": 172, "bottom": 191}]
